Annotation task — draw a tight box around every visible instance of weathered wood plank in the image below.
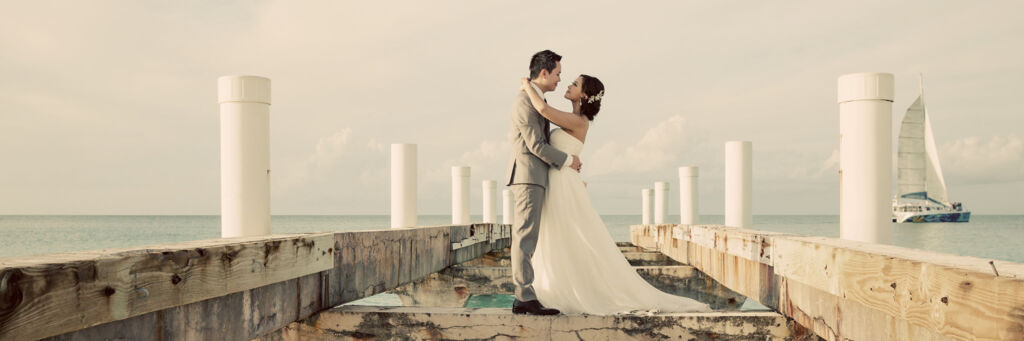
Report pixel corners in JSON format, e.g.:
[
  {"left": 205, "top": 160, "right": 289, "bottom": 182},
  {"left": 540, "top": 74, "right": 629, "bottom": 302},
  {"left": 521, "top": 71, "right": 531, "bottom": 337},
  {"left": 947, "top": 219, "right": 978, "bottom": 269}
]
[
  {"left": 51, "top": 275, "right": 323, "bottom": 340},
  {"left": 634, "top": 224, "right": 1024, "bottom": 340},
  {"left": 43, "top": 308, "right": 159, "bottom": 341},
  {"left": 683, "top": 224, "right": 784, "bottom": 265},
  {"left": 297, "top": 272, "right": 324, "bottom": 321},
  {"left": 246, "top": 278, "right": 300, "bottom": 337},
  {"left": 7, "top": 225, "right": 511, "bottom": 340},
  {"left": 630, "top": 224, "right": 658, "bottom": 250},
  {"left": 0, "top": 233, "right": 334, "bottom": 341},
  {"left": 410, "top": 225, "right": 450, "bottom": 281},
  {"left": 688, "top": 243, "right": 778, "bottom": 308},
  {"left": 158, "top": 290, "right": 247, "bottom": 340},
  {"left": 633, "top": 224, "right": 782, "bottom": 307},
  {"left": 328, "top": 225, "right": 459, "bottom": 305},
  {"left": 774, "top": 236, "right": 1024, "bottom": 341}
]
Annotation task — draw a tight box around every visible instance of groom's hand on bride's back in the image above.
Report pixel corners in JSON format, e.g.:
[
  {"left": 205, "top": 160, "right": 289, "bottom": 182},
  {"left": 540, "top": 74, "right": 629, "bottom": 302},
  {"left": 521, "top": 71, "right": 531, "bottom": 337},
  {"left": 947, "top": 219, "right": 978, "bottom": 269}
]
[{"left": 571, "top": 155, "right": 582, "bottom": 172}]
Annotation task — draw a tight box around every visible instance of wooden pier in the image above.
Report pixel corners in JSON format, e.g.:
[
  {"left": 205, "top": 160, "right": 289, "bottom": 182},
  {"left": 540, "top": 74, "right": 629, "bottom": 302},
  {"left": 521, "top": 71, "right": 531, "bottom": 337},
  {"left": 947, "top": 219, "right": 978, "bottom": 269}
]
[
  {"left": 1, "top": 222, "right": 1021, "bottom": 340},
  {"left": 0, "top": 224, "right": 500, "bottom": 340},
  {"left": 632, "top": 224, "right": 1024, "bottom": 340}
]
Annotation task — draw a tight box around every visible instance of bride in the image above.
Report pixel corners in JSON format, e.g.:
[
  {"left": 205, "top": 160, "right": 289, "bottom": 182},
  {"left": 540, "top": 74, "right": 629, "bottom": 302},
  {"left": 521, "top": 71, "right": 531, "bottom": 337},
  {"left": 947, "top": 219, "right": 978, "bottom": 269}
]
[{"left": 518, "top": 76, "right": 710, "bottom": 315}]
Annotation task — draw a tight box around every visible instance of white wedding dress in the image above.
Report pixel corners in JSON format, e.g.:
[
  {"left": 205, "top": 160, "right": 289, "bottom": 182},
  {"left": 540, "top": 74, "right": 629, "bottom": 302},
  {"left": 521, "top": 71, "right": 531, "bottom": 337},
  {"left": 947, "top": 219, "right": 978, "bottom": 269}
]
[{"left": 532, "top": 128, "right": 711, "bottom": 315}]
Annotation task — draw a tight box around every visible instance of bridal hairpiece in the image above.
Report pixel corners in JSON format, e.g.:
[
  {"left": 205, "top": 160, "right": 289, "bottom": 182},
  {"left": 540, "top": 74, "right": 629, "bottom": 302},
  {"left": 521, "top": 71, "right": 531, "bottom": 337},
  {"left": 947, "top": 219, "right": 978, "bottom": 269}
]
[{"left": 587, "top": 90, "right": 605, "bottom": 104}]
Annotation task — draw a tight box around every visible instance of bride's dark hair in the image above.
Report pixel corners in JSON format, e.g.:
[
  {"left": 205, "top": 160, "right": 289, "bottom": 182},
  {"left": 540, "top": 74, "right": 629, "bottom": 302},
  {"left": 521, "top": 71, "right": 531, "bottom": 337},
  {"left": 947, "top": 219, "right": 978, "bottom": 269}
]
[{"left": 579, "top": 74, "right": 604, "bottom": 121}]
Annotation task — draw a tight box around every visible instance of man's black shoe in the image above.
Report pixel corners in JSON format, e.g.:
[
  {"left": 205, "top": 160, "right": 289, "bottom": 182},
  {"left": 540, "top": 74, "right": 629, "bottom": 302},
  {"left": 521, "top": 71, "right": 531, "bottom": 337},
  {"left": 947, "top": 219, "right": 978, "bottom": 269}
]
[{"left": 512, "top": 299, "right": 560, "bottom": 315}]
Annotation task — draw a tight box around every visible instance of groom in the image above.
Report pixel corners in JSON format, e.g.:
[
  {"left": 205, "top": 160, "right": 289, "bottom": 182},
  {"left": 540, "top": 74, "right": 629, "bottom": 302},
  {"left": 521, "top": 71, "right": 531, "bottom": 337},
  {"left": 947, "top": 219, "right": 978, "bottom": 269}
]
[{"left": 506, "top": 49, "right": 582, "bottom": 316}]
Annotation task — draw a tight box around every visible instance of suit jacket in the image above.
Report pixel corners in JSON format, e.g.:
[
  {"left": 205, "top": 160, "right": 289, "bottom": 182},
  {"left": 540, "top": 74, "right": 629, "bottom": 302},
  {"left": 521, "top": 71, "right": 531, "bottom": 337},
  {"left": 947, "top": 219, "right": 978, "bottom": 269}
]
[{"left": 506, "top": 90, "right": 569, "bottom": 188}]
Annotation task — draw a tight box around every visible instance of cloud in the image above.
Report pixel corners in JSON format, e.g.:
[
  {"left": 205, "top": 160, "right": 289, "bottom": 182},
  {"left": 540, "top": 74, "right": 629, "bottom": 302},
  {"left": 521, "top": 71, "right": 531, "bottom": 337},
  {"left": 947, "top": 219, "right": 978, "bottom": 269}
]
[
  {"left": 430, "top": 139, "right": 511, "bottom": 184},
  {"left": 939, "top": 135, "right": 1024, "bottom": 184},
  {"left": 280, "top": 128, "right": 353, "bottom": 189},
  {"left": 819, "top": 149, "right": 840, "bottom": 176},
  {"left": 366, "top": 139, "right": 387, "bottom": 153},
  {"left": 587, "top": 115, "right": 704, "bottom": 176}
]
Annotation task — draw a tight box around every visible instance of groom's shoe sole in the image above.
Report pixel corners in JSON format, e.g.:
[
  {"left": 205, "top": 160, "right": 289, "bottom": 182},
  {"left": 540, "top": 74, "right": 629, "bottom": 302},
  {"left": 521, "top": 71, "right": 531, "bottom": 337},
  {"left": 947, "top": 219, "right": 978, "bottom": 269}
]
[{"left": 513, "top": 306, "right": 560, "bottom": 316}]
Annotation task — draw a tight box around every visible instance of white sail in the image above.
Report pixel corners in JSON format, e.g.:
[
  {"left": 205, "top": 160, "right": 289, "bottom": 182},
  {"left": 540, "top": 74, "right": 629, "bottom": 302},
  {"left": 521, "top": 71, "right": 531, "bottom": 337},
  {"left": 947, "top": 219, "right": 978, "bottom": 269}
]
[
  {"left": 897, "top": 95, "right": 927, "bottom": 199},
  {"left": 896, "top": 89, "right": 949, "bottom": 204},
  {"left": 923, "top": 112, "right": 949, "bottom": 203}
]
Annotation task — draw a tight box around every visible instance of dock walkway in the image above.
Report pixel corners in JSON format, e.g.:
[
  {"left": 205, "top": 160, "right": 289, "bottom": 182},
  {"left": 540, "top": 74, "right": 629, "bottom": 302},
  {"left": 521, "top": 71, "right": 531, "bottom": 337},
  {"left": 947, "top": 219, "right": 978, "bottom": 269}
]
[{"left": 2, "top": 222, "right": 1021, "bottom": 340}]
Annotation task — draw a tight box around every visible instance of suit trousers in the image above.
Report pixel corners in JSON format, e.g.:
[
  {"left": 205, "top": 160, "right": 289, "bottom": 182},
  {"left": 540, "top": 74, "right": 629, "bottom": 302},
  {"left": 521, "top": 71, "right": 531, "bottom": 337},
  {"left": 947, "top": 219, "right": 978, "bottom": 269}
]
[{"left": 509, "top": 183, "right": 545, "bottom": 301}]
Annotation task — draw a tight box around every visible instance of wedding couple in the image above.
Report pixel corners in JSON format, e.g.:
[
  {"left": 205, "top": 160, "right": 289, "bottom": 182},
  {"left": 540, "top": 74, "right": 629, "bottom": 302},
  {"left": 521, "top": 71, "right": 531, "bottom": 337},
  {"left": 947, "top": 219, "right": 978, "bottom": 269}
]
[{"left": 506, "top": 50, "right": 711, "bottom": 315}]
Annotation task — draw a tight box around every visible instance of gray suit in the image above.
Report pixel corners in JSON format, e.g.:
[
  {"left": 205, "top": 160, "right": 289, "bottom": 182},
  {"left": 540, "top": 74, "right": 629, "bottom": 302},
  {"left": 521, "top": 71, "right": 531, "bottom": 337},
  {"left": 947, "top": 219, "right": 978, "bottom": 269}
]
[{"left": 506, "top": 90, "right": 568, "bottom": 302}]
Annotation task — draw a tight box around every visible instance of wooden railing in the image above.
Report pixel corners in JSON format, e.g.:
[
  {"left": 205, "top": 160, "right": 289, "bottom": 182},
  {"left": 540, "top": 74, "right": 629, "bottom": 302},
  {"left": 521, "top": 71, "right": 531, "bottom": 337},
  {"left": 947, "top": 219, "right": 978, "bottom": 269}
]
[
  {"left": 632, "top": 224, "right": 1024, "bottom": 341},
  {"left": 0, "top": 223, "right": 510, "bottom": 340}
]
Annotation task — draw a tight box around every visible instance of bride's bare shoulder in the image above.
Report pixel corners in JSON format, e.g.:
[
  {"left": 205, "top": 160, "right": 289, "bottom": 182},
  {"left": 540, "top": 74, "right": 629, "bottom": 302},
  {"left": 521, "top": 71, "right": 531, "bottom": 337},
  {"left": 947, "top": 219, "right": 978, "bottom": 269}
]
[{"left": 561, "top": 125, "right": 588, "bottom": 144}]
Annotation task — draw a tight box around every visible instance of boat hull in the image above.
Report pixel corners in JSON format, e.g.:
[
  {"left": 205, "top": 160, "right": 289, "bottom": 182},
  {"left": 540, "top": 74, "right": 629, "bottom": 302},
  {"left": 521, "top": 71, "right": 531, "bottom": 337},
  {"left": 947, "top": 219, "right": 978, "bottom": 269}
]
[{"left": 895, "top": 211, "right": 971, "bottom": 223}]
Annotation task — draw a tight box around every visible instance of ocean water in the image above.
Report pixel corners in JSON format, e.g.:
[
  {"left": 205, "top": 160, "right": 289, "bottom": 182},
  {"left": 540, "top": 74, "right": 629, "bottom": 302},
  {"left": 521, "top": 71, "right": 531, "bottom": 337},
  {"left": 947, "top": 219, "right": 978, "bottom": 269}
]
[{"left": 1, "top": 214, "right": 1022, "bottom": 262}]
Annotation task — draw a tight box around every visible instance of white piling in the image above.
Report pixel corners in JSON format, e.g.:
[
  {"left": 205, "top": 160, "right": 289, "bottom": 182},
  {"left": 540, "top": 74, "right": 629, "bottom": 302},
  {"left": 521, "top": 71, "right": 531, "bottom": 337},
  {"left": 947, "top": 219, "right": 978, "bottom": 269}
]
[
  {"left": 452, "top": 166, "right": 471, "bottom": 225},
  {"left": 218, "top": 75, "right": 271, "bottom": 238},
  {"left": 482, "top": 180, "right": 497, "bottom": 223},
  {"left": 390, "top": 144, "right": 417, "bottom": 228},
  {"left": 502, "top": 189, "right": 513, "bottom": 225},
  {"left": 654, "top": 181, "right": 669, "bottom": 224},
  {"left": 679, "top": 166, "right": 699, "bottom": 225},
  {"left": 641, "top": 188, "right": 652, "bottom": 225},
  {"left": 725, "top": 141, "right": 752, "bottom": 229},
  {"left": 838, "top": 72, "right": 894, "bottom": 244}
]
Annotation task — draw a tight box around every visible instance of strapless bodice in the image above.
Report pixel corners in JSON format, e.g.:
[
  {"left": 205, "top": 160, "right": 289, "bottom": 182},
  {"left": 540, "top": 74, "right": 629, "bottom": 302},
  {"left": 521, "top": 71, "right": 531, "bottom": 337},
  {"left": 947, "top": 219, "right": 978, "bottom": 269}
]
[{"left": 550, "top": 128, "right": 584, "bottom": 156}]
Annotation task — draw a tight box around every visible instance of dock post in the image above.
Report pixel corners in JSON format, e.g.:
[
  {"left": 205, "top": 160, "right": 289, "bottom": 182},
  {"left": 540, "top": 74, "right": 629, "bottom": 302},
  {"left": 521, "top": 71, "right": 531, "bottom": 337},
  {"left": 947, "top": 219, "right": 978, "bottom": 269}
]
[
  {"left": 679, "top": 166, "right": 699, "bottom": 225},
  {"left": 218, "top": 75, "right": 271, "bottom": 238},
  {"left": 452, "top": 166, "right": 471, "bottom": 224},
  {"left": 838, "top": 72, "right": 894, "bottom": 244},
  {"left": 725, "top": 141, "right": 752, "bottom": 229},
  {"left": 654, "top": 181, "right": 669, "bottom": 224},
  {"left": 482, "top": 180, "right": 497, "bottom": 223},
  {"left": 502, "top": 189, "right": 513, "bottom": 224},
  {"left": 641, "top": 188, "right": 652, "bottom": 225},
  {"left": 390, "top": 144, "right": 417, "bottom": 228}
]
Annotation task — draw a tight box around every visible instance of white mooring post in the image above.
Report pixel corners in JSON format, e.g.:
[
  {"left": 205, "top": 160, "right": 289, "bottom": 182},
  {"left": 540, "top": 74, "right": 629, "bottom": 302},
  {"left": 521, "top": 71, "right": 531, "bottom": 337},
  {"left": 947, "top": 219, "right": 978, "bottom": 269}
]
[
  {"left": 641, "top": 188, "right": 652, "bottom": 225},
  {"left": 725, "top": 141, "right": 752, "bottom": 229},
  {"left": 218, "top": 75, "right": 271, "bottom": 238},
  {"left": 452, "top": 166, "right": 471, "bottom": 225},
  {"left": 390, "top": 144, "right": 417, "bottom": 228},
  {"left": 679, "top": 166, "right": 699, "bottom": 225},
  {"left": 654, "top": 181, "right": 669, "bottom": 224},
  {"left": 502, "top": 189, "right": 513, "bottom": 225},
  {"left": 838, "top": 72, "right": 894, "bottom": 244},
  {"left": 482, "top": 180, "right": 497, "bottom": 223}
]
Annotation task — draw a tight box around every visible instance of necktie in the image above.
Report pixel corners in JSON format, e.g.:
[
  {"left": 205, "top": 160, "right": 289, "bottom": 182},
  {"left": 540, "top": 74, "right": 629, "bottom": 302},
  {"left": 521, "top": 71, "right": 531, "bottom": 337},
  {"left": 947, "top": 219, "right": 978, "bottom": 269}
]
[
  {"left": 542, "top": 98, "right": 550, "bottom": 141},
  {"left": 544, "top": 118, "right": 551, "bottom": 142}
]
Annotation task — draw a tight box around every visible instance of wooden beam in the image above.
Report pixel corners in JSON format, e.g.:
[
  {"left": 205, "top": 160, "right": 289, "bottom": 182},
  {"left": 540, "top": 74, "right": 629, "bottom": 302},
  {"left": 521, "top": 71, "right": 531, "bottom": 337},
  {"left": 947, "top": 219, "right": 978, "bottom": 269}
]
[
  {"left": 773, "top": 236, "right": 1024, "bottom": 340},
  {"left": 633, "top": 224, "right": 1024, "bottom": 340},
  {"left": 675, "top": 224, "right": 787, "bottom": 266},
  {"left": 4, "top": 224, "right": 511, "bottom": 340},
  {"left": 0, "top": 233, "right": 333, "bottom": 340}
]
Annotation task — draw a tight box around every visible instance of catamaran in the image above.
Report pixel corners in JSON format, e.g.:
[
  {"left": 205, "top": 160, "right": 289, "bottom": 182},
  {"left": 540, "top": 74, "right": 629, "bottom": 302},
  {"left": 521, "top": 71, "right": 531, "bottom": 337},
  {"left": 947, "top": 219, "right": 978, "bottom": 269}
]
[{"left": 892, "top": 77, "right": 970, "bottom": 223}]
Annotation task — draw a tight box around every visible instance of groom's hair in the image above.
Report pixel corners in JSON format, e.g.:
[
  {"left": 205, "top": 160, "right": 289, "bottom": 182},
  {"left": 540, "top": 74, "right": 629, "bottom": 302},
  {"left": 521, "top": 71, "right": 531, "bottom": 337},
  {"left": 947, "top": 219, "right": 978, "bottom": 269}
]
[{"left": 529, "top": 50, "right": 562, "bottom": 80}]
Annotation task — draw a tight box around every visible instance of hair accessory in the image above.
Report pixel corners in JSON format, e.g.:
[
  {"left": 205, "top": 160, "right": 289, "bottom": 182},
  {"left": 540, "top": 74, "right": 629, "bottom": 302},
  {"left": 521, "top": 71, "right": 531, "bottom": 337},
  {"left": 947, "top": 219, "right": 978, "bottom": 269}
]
[{"left": 587, "top": 90, "right": 604, "bottom": 104}]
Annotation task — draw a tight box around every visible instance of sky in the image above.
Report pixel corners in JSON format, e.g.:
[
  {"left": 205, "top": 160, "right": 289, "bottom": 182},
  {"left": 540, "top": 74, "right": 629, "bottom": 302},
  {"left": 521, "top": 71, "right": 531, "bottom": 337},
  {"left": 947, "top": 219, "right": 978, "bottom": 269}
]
[{"left": 1, "top": 1, "right": 1022, "bottom": 215}]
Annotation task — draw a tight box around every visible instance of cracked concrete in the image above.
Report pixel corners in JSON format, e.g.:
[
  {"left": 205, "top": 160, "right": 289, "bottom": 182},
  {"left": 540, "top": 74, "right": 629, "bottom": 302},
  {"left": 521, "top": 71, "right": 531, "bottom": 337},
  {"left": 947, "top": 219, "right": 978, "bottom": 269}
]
[
  {"left": 389, "top": 264, "right": 747, "bottom": 310},
  {"left": 389, "top": 247, "right": 745, "bottom": 310},
  {"left": 268, "top": 306, "right": 794, "bottom": 340},
  {"left": 256, "top": 240, "right": 803, "bottom": 340}
]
